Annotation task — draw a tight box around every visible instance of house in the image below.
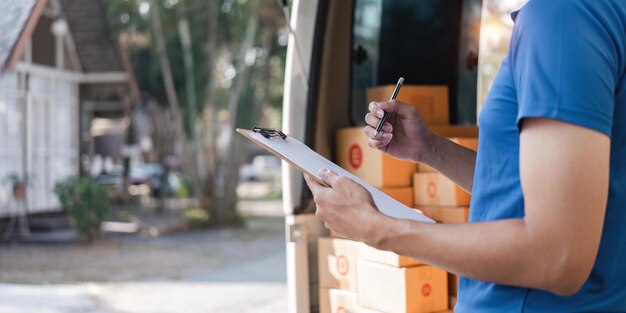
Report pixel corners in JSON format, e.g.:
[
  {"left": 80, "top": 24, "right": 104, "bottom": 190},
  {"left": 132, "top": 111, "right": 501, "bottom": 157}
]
[{"left": 0, "top": 0, "right": 135, "bottom": 217}]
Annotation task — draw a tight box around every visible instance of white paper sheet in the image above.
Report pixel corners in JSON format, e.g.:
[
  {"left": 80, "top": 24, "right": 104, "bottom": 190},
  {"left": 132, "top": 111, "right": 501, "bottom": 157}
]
[{"left": 237, "top": 129, "right": 434, "bottom": 223}]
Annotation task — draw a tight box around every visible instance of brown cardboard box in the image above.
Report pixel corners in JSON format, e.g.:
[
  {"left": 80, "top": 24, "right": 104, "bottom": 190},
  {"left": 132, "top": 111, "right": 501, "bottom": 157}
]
[
  {"left": 413, "top": 173, "right": 470, "bottom": 206},
  {"left": 417, "top": 137, "right": 478, "bottom": 172},
  {"left": 450, "top": 137, "right": 478, "bottom": 151},
  {"left": 337, "top": 128, "right": 417, "bottom": 188},
  {"left": 416, "top": 207, "right": 470, "bottom": 224},
  {"left": 318, "top": 237, "right": 359, "bottom": 291},
  {"left": 367, "top": 85, "right": 449, "bottom": 125},
  {"left": 359, "top": 242, "right": 422, "bottom": 267},
  {"left": 357, "top": 260, "right": 448, "bottom": 313},
  {"left": 449, "top": 273, "right": 459, "bottom": 295},
  {"left": 430, "top": 126, "right": 478, "bottom": 138},
  {"left": 416, "top": 163, "right": 437, "bottom": 173},
  {"left": 320, "top": 287, "right": 331, "bottom": 313},
  {"left": 381, "top": 187, "right": 414, "bottom": 207},
  {"left": 323, "top": 289, "right": 382, "bottom": 313}
]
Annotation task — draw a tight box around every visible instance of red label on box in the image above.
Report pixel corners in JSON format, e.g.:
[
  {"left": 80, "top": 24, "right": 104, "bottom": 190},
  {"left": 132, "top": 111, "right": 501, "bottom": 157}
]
[
  {"left": 422, "top": 283, "right": 432, "bottom": 297},
  {"left": 337, "top": 255, "right": 350, "bottom": 275},
  {"left": 427, "top": 182, "right": 437, "bottom": 198},
  {"left": 348, "top": 144, "right": 363, "bottom": 169}
]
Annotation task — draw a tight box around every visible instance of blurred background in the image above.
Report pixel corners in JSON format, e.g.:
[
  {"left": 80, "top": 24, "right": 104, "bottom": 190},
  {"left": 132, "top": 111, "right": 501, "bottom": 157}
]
[
  {"left": 1, "top": 0, "right": 287, "bottom": 312},
  {"left": 0, "top": 0, "right": 526, "bottom": 312}
]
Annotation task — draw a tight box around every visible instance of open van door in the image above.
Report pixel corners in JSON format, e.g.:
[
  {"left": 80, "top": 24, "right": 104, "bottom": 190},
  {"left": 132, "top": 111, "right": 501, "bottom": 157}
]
[
  {"left": 282, "top": 1, "right": 483, "bottom": 312},
  {"left": 281, "top": 0, "right": 324, "bottom": 312}
]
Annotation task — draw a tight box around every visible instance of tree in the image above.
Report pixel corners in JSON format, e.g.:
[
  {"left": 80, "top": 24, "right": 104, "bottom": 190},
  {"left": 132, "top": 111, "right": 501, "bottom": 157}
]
[{"left": 106, "top": 0, "right": 287, "bottom": 225}]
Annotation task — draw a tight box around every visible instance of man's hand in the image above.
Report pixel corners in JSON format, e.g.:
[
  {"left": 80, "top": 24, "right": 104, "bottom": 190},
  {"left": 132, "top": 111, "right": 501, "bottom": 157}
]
[
  {"left": 365, "top": 99, "right": 477, "bottom": 191},
  {"left": 364, "top": 100, "right": 435, "bottom": 163},
  {"left": 303, "top": 169, "right": 388, "bottom": 245}
]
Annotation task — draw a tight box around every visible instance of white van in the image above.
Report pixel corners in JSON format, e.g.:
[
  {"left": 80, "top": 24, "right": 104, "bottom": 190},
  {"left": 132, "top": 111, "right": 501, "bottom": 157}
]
[{"left": 281, "top": 1, "right": 490, "bottom": 312}]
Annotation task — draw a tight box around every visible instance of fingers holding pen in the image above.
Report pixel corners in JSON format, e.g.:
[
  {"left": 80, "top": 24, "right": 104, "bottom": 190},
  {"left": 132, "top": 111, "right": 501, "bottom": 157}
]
[
  {"left": 364, "top": 126, "right": 392, "bottom": 147},
  {"left": 364, "top": 113, "right": 393, "bottom": 133},
  {"left": 368, "top": 102, "right": 386, "bottom": 118}
]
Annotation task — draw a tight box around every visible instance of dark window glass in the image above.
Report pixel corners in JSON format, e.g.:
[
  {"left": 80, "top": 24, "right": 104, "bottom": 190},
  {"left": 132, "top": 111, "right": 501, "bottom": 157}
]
[{"left": 350, "top": 0, "right": 479, "bottom": 125}]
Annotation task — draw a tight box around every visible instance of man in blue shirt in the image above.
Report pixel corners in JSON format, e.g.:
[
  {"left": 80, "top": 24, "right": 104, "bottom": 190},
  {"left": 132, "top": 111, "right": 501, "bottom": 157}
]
[{"left": 304, "top": 0, "right": 626, "bottom": 311}]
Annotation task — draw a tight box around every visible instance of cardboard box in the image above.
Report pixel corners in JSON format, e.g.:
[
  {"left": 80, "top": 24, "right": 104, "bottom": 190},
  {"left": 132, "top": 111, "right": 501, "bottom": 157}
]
[
  {"left": 381, "top": 187, "right": 414, "bottom": 207},
  {"left": 359, "top": 242, "right": 422, "bottom": 267},
  {"left": 450, "top": 137, "right": 478, "bottom": 151},
  {"left": 317, "top": 289, "right": 381, "bottom": 313},
  {"left": 357, "top": 260, "right": 448, "bottom": 313},
  {"left": 367, "top": 85, "right": 449, "bottom": 125},
  {"left": 337, "top": 128, "right": 417, "bottom": 188},
  {"left": 416, "top": 163, "right": 437, "bottom": 173},
  {"left": 416, "top": 207, "right": 469, "bottom": 224},
  {"left": 417, "top": 137, "right": 478, "bottom": 172},
  {"left": 413, "top": 173, "right": 470, "bottom": 206},
  {"left": 320, "top": 287, "right": 331, "bottom": 313},
  {"left": 449, "top": 273, "right": 459, "bottom": 295},
  {"left": 430, "top": 126, "right": 478, "bottom": 138},
  {"left": 318, "top": 237, "right": 359, "bottom": 291}
]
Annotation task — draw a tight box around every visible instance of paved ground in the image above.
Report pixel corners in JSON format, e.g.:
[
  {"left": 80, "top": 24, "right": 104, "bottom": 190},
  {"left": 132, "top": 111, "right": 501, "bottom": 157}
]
[{"left": 0, "top": 200, "right": 287, "bottom": 313}]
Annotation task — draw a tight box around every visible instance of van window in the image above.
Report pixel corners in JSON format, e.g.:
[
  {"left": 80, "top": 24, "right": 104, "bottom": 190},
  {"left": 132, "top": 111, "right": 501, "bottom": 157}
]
[{"left": 350, "top": 0, "right": 475, "bottom": 125}]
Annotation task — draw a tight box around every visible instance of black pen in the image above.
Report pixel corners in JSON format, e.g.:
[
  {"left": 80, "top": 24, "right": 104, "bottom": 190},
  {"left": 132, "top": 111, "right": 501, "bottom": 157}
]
[{"left": 375, "top": 77, "right": 404, "bottom": 137}]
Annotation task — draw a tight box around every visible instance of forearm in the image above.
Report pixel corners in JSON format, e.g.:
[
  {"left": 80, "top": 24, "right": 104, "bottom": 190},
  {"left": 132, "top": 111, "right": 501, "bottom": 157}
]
[
  {"left": 420, "top": 134, "right": 476, "bottom": 192},
  {"left": 373, "top": 217, "right": 576, "bottom": 295}
]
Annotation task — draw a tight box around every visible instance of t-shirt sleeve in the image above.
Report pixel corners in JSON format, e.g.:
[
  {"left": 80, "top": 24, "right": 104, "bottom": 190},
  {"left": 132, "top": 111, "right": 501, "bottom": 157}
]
[{"left": 511, "top": 0, "right": 619, "bottom": 136}]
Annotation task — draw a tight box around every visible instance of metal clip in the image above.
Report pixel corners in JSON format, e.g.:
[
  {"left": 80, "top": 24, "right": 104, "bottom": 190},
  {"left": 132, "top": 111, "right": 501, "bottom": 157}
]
[{"left": 253, "top": 127, "right": 287, "bottom": 140}]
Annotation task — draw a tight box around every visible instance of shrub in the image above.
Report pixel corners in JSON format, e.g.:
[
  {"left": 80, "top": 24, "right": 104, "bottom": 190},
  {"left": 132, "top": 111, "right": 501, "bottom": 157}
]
[{"left": 55, "top": 177, "right": 110, "bottom": 242}]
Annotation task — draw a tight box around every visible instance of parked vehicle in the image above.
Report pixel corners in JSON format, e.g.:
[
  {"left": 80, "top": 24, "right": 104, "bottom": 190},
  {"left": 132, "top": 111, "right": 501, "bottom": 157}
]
[
  {"left": 239, "top": 154, "right": 281, "bottom": 182},
  {"left": 281, "top": 1, "right": 484, "bottom": 312}
]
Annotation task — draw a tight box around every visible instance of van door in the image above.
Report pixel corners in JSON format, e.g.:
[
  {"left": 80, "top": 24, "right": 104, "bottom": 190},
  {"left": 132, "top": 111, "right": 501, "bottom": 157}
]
[{"left": 281, "top": 1, "right": 323, "bottom": 312}]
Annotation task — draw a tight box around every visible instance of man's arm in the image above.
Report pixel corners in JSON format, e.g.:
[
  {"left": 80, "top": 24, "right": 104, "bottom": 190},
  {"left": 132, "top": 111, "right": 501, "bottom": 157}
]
[
  {"left": 374, "top": 118, "right": 609, "bottom": 295},
  {"left": 420, "top": 135, "right": 477, "bottom": 192},
  {"left": 309, "top": 118, "right": 609, "bottom": 296}
]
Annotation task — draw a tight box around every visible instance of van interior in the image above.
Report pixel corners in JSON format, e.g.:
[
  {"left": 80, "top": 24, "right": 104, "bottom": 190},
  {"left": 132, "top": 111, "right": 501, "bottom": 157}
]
[{"left": 282, "top": 1, "right": 483, "bottom": 312}]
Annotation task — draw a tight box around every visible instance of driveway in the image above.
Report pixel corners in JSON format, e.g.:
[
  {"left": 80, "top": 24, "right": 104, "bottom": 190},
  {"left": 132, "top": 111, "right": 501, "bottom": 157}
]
[{"left": 0, "top": 200, "right": 287, "bottom": 313}]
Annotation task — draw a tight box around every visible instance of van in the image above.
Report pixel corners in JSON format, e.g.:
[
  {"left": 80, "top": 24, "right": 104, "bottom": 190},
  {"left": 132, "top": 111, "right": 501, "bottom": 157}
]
[{"left": 281, "top": 1, "right": 487, "bottom": 312}]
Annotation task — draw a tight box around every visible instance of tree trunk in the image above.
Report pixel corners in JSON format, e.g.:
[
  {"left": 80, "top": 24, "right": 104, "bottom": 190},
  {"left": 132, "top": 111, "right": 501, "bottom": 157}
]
[
  {"left": 149, "top": 0, "right": 194, "bottom": 211},
  {"left": 177, "top": 4, "right": 204, "bottom": 202},
  {"left": 200, "top": 0, "right": 220, "bottom": 223},
  {"left": 213, "top": 14, "right": 259, "bottom": 225}
]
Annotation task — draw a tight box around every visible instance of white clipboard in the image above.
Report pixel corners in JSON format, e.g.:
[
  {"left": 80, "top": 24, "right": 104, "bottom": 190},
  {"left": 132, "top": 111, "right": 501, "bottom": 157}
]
[{"left": 237, "top": 128, "right": 434, "bottom": 223}]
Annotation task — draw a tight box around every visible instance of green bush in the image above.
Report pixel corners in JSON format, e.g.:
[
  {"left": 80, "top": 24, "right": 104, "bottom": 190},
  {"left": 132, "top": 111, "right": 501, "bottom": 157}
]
[{"left": 55, "top": 177, "right": 110, "bottom": 242}]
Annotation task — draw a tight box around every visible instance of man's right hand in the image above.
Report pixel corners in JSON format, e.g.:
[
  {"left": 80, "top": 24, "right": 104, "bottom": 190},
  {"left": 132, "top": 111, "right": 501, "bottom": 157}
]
[{"left": 364, "top": 100, "right": 435, "bottom": 163}]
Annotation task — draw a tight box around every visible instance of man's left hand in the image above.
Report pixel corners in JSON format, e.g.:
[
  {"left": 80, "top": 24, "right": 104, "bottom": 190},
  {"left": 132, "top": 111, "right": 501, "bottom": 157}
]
[{"left": 303, "top": 169, "right": 387, "bottom": 245}]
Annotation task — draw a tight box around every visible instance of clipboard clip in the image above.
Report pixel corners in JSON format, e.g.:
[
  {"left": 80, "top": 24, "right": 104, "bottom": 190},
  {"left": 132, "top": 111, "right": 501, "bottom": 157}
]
[{"left": 253, "top": 127, "right": 287, "bottom": 140}]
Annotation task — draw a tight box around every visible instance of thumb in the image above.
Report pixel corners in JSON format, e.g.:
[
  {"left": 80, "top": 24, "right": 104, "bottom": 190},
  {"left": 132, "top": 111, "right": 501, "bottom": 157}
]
[{"left": 319, "top": 168, "right": 341, "bottom": 187}]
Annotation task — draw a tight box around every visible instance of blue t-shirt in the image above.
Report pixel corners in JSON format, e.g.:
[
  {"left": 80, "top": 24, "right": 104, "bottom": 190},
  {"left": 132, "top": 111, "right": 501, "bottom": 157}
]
[{"left": 457, "top": 0, "right": 626, "bottom": 312}]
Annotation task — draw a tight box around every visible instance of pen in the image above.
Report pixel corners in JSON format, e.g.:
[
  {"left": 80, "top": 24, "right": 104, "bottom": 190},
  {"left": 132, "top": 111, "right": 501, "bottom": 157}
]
[{"left": 375, "top": 77, "right": 404, "bottom": 137}]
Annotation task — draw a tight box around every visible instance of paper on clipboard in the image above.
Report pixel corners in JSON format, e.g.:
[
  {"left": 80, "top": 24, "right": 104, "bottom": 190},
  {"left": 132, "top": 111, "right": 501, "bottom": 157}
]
[{"left": 237, "top": 128, "right": 434, "bottom": 223}]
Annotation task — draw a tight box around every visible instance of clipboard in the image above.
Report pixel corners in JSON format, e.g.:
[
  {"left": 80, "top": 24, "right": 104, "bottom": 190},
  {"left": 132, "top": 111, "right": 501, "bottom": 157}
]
[{"left": 237, "top": 127, "right": 434, "bottom": 223}]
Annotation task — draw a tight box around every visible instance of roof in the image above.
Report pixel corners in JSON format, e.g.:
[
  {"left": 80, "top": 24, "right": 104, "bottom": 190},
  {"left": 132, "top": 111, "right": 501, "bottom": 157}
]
[
  {"left": 60, "top": 0, "right": 123, "bottom": 73},
  {"left": 0, "top": 0, "right": 47, "bottom": 73}
]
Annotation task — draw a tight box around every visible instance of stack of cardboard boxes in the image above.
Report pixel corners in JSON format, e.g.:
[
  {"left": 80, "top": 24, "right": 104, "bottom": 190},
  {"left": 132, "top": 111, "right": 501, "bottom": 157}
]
[
  {"left": 413, "top": 136, "right": 477, "bottom": 310},
  {"left": 319, "top": 84, "right": 478, "bottom": 312},
  {"left": 318, "top": 237, "right": 449, "bottom": 313}
]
